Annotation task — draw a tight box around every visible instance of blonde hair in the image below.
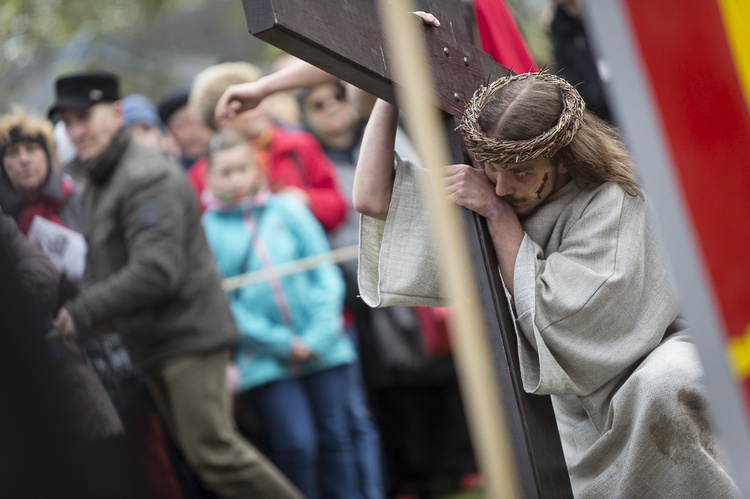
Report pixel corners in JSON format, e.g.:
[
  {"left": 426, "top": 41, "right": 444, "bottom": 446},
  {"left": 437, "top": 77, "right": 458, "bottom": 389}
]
[
  {"left": 0, "top": 108, "right": 58, "bottom": 166},
  {"left": 189, "top": 62, "right": 262, "bottom": 130}
]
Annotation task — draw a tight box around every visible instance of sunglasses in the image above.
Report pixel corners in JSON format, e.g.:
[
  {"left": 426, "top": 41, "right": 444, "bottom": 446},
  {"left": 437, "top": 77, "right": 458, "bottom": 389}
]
[{"left": 308, "top": 88, "right": 347, "bottom": 111}]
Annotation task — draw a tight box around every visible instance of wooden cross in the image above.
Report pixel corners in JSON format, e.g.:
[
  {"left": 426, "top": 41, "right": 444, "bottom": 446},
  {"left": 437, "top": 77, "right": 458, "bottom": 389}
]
[{"left": 241, "top": 1, "right": 573, "bottom": 496}]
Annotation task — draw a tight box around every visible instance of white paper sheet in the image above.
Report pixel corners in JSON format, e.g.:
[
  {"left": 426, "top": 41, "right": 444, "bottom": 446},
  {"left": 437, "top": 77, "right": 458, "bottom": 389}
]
[{"left": 27, "top": 215, "right": 87, "bottom": 281}]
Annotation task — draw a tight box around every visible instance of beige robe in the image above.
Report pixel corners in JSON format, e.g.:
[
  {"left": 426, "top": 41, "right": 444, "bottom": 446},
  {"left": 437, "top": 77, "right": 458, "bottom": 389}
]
[{"left": 358, "top": 157, "right": 739, "bottom": 498}]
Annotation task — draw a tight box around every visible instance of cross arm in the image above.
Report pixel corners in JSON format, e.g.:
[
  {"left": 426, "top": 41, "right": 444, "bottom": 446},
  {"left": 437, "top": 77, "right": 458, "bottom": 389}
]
[{"left": 242, "top": 0, "right": 509, "bottom": 117}]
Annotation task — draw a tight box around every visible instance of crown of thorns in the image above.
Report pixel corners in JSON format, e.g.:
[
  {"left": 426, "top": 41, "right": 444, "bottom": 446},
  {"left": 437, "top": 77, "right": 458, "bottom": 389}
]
[{"left": 456, "top": 72, "right": 585, "bottom": 164}]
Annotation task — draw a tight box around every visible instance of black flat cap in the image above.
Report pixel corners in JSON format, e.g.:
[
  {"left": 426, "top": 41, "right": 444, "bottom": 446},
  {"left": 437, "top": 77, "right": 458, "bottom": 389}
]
[{"left": 48, "top": 72, "right": 120, "bottom": 119}]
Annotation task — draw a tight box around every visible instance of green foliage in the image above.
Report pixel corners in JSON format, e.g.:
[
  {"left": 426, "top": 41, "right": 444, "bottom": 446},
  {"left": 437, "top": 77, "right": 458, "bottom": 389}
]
[
  {"left": 504, "top": 0, "right": 554, "bottom": 67},
  {"left": 0, "top": 0, "right": 199, "bottom": 72},
  {"left": 0, "top": 0, "right": 268, "bottom": 114},
  {"left": 0, "top": 0, "right": 553, "bottom": 115}
]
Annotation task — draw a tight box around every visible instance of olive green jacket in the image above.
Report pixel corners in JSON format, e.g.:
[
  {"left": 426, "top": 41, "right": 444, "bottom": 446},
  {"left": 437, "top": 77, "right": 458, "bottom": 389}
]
[{"left": 66, "top": 129, "right": 237, "bottom": 368}]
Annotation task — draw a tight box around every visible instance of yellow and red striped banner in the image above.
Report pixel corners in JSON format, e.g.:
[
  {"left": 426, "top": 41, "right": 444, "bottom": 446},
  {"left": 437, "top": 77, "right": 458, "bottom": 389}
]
[
  {"left": 624, "top": 0, "right": 750, "bottom": 408},
  {"left": 715, "top": 0, "right": 750, "bottom": 381},
  {"left": 586, "top": 0, "right": 750, "bottom": 488}
]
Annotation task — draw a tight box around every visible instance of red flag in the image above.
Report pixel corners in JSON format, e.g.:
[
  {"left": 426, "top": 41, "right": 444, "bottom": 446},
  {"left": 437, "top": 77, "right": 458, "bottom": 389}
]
[
  {"left": 474, "top": 0, "right": 538, "bottom": 72},
  {"left": 585, "top": 1, "right": 750, "bottom": 490}
]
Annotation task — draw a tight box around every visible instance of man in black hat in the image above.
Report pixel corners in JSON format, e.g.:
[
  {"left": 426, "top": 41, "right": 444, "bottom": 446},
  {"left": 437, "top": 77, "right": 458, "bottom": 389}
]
[
  {"left": 50, "top": 71, "right": 301, "bottom": 499},
  {"left": 47, "top": 72, "right": 121, "bottom": 163}
]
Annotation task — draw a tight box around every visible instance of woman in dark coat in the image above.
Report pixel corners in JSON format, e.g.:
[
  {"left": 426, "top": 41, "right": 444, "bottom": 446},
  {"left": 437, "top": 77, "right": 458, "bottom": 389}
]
[{"left": 0, "top": 110, "right": 123, "bottom": 439}]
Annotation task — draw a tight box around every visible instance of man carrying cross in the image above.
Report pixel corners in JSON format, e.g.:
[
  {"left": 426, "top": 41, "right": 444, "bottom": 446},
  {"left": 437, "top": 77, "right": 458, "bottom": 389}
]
[
  {"left": 218, "top": 65, "right": 739, "bottom": 499},
  {"left": 219, "top": 6, "right": 739, "bottom": 496},
  {"left": 348, "top": 60, "right": 740, "bottom": 499}
]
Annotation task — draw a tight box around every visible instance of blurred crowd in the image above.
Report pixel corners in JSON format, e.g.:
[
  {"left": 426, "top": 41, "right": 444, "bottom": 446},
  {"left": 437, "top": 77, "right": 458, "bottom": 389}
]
[{"left": 0, "top": 60, "right": 481, "bottom": 499}]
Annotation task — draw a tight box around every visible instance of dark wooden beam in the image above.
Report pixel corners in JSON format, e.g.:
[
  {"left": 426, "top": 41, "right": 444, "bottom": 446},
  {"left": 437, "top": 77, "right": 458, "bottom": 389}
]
[
  {"left": 444, "top": 117, "right": 571, "bottom": 498},
  {"left": 242, "top": 0, "right": 508, "bottom": 115},
  {"left": 242, "top": 1, "right": 572, "bottom": 496}
]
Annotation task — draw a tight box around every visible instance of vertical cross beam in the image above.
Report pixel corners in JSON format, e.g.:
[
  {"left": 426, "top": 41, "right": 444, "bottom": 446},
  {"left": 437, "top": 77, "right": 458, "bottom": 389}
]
[{"left": 241, "top": 1, "right": 573, "bottom": 495}]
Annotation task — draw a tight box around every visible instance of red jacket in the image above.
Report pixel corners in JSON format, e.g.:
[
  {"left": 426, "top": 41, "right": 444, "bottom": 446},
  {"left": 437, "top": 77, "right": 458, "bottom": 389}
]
[{"left": 188, "top": 126, "right": 347, "bottom": 232}]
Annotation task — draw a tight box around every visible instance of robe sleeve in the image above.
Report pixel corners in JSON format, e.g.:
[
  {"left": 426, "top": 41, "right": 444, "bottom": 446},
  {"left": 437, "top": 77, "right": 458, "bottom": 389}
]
[
  {"left": 512, "top": 184, "right": 680, "bottom": 420},
  {"left": 358, "top": 155, "right": 448, "bottom": 307}
]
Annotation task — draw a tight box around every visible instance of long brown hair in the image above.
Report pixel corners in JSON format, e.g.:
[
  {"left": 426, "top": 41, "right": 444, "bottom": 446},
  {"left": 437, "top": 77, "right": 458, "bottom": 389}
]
[{"left": 477, "top": 76, "right": 642, "bottom": 197}]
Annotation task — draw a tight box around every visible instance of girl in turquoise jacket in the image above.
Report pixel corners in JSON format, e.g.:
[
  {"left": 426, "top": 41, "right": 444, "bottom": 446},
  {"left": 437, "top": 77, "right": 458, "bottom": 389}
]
[{"left": 202, "top": 130, "right": 360, "bottom": 499}]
